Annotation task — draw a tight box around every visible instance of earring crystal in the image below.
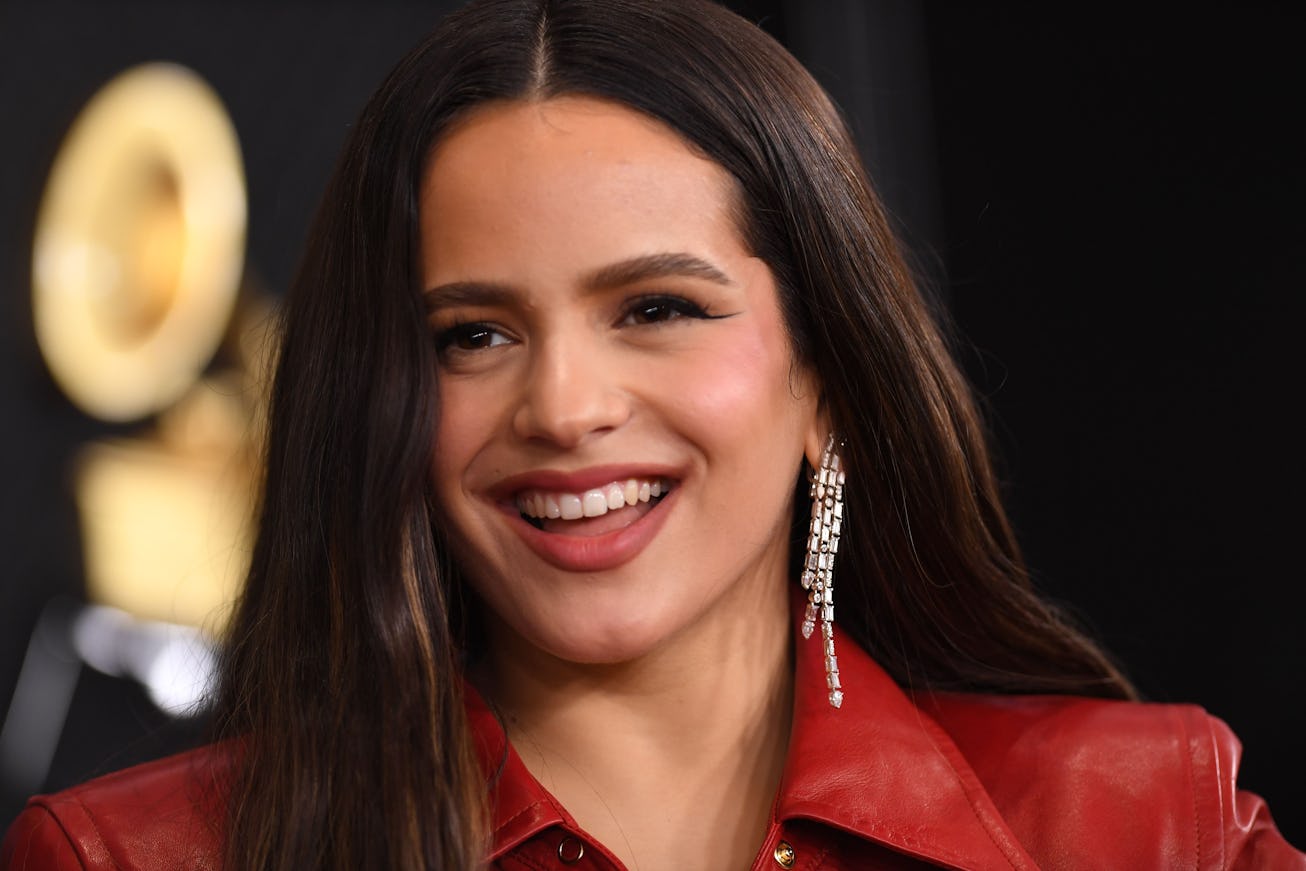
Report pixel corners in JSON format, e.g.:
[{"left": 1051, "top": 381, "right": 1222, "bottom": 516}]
[{"left": 801, "top": 433, "right": 845, "bottom": 708}]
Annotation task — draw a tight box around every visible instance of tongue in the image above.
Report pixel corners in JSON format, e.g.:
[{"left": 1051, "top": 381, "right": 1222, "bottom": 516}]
[{"left": 539, "top": 499, "right": 656, "bottom": 537}]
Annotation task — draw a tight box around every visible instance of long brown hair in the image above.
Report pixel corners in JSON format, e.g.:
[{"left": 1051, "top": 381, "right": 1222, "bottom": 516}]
[{"left": 215, "top": 0, "right": 1134, "bottom": 867}]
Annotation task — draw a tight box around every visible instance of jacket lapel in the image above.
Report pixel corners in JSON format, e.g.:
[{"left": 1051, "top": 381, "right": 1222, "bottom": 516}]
[{"left": 777, "top": 605, "right": 1040, "bottom": 870}]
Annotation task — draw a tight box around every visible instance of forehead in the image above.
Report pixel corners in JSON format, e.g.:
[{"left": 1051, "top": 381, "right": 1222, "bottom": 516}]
[
  {"left": 425, "top": 95, "right": 726, "bottom": 190},
  {"left": 418, "top": 97, "right": 747, "bottom": 283}
]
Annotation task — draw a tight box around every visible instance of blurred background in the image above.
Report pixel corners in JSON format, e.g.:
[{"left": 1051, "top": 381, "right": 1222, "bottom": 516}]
[{"left": 1, "top": 0, "right": 1301, "bottom": 843}]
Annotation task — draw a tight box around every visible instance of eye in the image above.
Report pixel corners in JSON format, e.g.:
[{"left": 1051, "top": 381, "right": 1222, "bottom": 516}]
[
  {"left": 620, "top": 295, "right": 713, "bottom": 326},
  {"left": 435, "top": 322, "right": 512, "bottom": 354}
]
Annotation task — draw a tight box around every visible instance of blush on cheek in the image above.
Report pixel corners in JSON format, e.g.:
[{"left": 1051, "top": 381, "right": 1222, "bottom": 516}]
[{"left": 670, "top": 326, "right": 798, "bottom": 428}]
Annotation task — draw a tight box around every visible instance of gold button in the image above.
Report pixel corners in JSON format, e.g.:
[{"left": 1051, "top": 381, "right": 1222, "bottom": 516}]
[
  {"left": 557, "top": 836, "right": 585, "bottom": 864},
  {"left": 773, "top": 840, "right": 796, "bottom": 868}
]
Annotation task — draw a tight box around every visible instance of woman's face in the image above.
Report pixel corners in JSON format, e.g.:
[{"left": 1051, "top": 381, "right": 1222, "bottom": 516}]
[{"left": 421, "top": 97, "right": 823, "bottom": 665}]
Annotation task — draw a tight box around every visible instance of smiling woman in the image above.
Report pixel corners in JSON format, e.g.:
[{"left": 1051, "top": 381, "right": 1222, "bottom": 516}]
[{"left": 3, "top": 1, "right": 1303, "bottom": 870}]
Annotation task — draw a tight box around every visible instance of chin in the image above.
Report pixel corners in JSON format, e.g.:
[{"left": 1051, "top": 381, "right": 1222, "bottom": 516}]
[{"left": 527, "top": 603, "right": 681, "bottom": 666}]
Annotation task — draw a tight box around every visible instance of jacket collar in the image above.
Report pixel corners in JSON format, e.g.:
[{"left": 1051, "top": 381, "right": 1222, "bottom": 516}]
[
  {"left": 466, "top": 593, "right": 1037, "bottom": 869},
  {"left": 777, "top": 590, "right": 1037, "bottom": 869},
  {"left": 465, "top": 687, "right": 574, "bottom": 860}
]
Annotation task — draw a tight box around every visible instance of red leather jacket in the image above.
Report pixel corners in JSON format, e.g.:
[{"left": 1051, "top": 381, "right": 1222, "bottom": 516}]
[{"left": 4, "top": 616, "right": 1302, "bottom": 870}]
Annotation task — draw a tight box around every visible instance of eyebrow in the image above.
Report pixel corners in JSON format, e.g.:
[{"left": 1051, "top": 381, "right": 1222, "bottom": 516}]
[
  {"left": 424, "top": 251, "right": 733, "bottom": 312},
  {"left": 583, "top": 252, "right": 734, "bottom": 290},
  {"left": 423, "top": 281, "right": 515, "bottom": 312}
]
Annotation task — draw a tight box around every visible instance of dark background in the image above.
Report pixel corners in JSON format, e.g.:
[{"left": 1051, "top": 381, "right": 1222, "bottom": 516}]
[{"left": 1, "top": 0, "right": 1301, "bottom": 844}]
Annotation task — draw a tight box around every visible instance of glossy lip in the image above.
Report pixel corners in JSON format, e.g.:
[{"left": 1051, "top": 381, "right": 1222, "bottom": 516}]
[{"left": 489, "top": 464, "right": 682, "bottom": 572}]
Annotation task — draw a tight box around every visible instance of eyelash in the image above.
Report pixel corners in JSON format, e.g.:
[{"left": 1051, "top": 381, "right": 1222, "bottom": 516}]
[
  {"left": 433, "top": 294, "right": 721, "bottom": 357},
  {"left": 618, "top": 293, "right": 719, "bottom": 325},
  {"left": 434, "top": 321, "right": 510, "bottom": 354}
]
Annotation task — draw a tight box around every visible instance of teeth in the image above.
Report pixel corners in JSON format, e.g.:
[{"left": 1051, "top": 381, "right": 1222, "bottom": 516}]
[
  {"left": 606, "top": 483, "right": 626, "bottom": 510},
  {"left": 516, "top": 477, "right": 672, "bottom": 521},
  {"left": 582, "top": 490, "right": 607, "bottom": 517}
]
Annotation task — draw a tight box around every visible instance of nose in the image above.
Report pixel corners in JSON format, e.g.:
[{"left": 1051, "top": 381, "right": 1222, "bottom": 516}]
[{"left": 511, "top": 336, "right": 630, "bottom": 447}]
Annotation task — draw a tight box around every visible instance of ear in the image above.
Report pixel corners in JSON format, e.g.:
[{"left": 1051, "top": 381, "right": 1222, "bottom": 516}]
[
  {"left": 789, "top": 356, "right": 834, "bottom": 472},
  {"left": 801, "top": 380, "right": 833, "bottom": 473}
]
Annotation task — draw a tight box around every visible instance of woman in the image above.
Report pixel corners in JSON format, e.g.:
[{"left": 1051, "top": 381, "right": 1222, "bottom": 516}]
[{"left": 4, "top": 1, "right": 1301, "bottom": 868}]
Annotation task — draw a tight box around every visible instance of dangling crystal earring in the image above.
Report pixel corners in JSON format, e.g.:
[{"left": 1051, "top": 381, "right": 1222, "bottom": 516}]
[{"left": 801, "top": 433, "right": 845, "bottom": 708}]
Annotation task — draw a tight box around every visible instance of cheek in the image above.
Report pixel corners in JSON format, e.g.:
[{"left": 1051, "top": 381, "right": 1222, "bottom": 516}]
[
  {"left": 664, "top": 322, "right": 806, "bottom": 444},
  {"left": 430, "top": 378, "right": 498, "bottom": 498}
]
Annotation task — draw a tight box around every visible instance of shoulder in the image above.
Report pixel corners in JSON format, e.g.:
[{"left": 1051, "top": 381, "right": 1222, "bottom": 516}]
[
  {"left": 918, "top": 692, "right": 1305, "bottom": 870},
  {"left": 920, "top": 690, "right": 1214, "bottom": 782},
  {"left": 1, "top": 744, "right": 231, "bottom": 871}
]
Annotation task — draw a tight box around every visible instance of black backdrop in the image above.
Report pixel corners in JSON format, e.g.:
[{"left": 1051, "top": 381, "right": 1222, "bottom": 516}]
[
  {"left": 922, "top": 6, "right": 1305, "bottom": 843},
  {"left": 1, "top": 0, "right": 1301, "bottom": 844}
]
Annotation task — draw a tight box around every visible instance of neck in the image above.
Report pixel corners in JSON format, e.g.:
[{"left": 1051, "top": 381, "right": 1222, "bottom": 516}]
[{"left": 476, "top": 579, "right": 794, "bottom": 871}]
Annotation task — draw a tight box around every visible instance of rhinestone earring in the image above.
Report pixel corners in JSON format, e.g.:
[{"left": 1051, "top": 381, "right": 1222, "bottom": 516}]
[{"left": 801, "top": 433, "right": 845, "bottom": 708}]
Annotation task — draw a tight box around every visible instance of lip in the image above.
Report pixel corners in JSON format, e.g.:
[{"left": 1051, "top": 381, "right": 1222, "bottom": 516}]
[{"left": 490, "top": 464, "right": 681, "bottom": 572}]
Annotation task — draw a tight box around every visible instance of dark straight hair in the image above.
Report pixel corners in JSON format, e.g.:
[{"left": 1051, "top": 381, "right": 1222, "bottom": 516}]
[{"left": 215, "top": 0, "right": 1134, "bottom": 867}]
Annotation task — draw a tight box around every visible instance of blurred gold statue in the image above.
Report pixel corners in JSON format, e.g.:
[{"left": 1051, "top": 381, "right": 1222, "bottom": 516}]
[{"left": 32, "top": 62, "right": 260, "bottom": 637}]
